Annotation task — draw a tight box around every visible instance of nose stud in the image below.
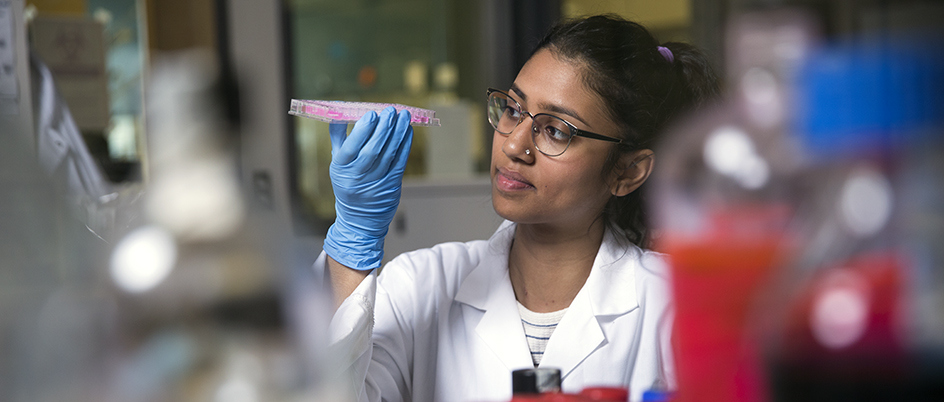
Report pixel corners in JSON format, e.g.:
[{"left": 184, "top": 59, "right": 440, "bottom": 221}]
[{"left": 525, "top": 149, "right": 531, "bottom": 155}]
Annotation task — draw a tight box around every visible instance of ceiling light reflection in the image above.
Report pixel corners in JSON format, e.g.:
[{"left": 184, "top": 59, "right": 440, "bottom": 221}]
[
  {"left": 110, "top": 225, "right": 178, "bottom": 293},
  {"left": 704, "top": 126, "right": 771, "bottom": 189},
  {"left": 839, "top": 167, "right": 892, "bottom": 237},
  {"left": 811, "top": 274, "right": 870, "bottom": 349}
]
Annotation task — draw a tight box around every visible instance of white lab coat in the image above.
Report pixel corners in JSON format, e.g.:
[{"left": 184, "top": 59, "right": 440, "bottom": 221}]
[{"left": 322, "top": 220, "right": 675, "bottom": 402}]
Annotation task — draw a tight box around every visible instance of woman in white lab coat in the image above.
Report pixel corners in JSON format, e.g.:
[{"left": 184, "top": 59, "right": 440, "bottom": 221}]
[{"left": 319, "top": 15, "right": 720, "bottom": 402}]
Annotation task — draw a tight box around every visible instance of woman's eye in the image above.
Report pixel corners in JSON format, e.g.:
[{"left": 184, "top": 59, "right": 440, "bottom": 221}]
[
  {"left": 503, "top": 106, "right": 522, "bottom": 118},
  {"left": 544, "top": 126, "right": 570, "bottom": 142}
]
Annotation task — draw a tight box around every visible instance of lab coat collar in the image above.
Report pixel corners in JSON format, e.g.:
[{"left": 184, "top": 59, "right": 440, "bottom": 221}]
[
  {"left": 455, "top": 220, "right": 534, "bottom": 370},
  {"left": 539, "top": 227, "right": 640, "bottom": 377},
  {"left": 454, "top": 220, "right": 515, "bottom": 310},
  {"left": 454, "top": 221, "right": 641, "bottom": 376},
  {"left": 583, "top": 226, "right": 641, "bottom": 316}
]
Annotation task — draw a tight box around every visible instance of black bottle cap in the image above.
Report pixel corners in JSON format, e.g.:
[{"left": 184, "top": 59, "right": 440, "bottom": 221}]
[{"left": 512, "top": 368, "right": 562, "bottom": 394}]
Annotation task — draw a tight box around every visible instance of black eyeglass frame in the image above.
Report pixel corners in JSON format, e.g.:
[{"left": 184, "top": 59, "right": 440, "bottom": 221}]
[{"left": 486, "top": 88, "right": 622, "bottom": 157}]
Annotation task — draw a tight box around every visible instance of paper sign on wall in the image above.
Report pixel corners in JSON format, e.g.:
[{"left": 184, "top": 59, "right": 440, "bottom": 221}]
[
  {"left": 30, "top": 15, "right": 109, "bottom": 131},
  {"left": 0, "top": 0, "right": 18, "bottom": 115}
]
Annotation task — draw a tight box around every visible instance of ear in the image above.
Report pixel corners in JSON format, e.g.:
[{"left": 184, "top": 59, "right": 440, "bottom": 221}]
[{"left": 608, "top": 150, "right": 654, "bottom": 197}]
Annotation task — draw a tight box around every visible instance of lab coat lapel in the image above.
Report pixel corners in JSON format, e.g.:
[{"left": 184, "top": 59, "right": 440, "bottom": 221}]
[
  {"left": 538, "top": 286, "right": 605, "bottom": 378},
  {"left": 455, "top": 222, "right": 534, "bottom": 371},
  {"left": 474, "top": 269, "right": 534, "bottom": 370},
  {"left": 538, "top": 228, "right": 640, "bottom": 379}
]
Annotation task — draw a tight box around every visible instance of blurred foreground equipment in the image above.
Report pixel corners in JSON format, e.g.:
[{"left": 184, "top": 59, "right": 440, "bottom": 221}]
[
  {"left": 652, "top": 8, "right": 944, "bottom": 402},
  {"left": 652, "top": 10, "right": 818, "bottom": 402},
  {"left": 2, "top": 50, "right": 336, "bottom": 402},
  {"left": 764, "top": 25, "right": 944, "bottom": 402}
]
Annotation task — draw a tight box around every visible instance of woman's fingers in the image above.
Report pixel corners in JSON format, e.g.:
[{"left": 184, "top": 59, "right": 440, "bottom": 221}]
[
  {"left": 391, "top": 121, "right": 414, "bottom": 175},
  {"left": 356, "top": 107, "right": 397, "bottom": 162},
  {"left": 335, "top": 110, "right": 380, "bottom": 165},
  {"left": 330, "top": 107, "right": 413, "bottom": 181},
  {"left": 375, "top": 109, "right": 413, "bottom": 175},
  {"left": 328, "top": 123, "right": 349, "bottom": 158}
]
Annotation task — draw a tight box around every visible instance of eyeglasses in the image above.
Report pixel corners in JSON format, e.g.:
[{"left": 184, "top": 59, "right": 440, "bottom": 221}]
[{"left": 486, "top": 88, "right": 621, "bottom": 157}]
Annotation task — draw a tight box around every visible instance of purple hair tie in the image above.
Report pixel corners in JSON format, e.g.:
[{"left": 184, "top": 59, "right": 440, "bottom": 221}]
[{"left": 657, "top": 46, "right": 674, "bottom": 64}]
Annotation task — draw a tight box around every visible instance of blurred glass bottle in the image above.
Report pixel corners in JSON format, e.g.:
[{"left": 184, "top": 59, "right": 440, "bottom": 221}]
[
  {"left": 98, "top": 50, "right": 336, "bottom": 402},
  {"left": 650, "top": 10, "right": 818, "bottom": 402},
  {"left": 763, "top": 33, "right": 944, "bottom": 402}
]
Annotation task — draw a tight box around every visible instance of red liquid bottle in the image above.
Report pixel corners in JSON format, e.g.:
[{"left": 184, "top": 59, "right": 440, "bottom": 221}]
[{"left": 650, "top": 10, "right": 818, "bottom": 402}]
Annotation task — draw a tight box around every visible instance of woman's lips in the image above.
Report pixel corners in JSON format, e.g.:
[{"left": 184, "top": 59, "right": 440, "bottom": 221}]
[{"left": 495, "top": 168, "right": 534, "bottom": 191}]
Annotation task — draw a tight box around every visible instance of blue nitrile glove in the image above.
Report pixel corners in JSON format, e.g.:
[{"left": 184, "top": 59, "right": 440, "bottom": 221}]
[{"left": 323, "top": 107, "right": 414, "bottom": 270}]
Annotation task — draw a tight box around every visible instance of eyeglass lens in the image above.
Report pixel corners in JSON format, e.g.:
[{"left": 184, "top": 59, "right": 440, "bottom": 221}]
[
  {"left": 487, "top": 91, "right": 575, "bottom": 156},
  {"left": 487, "top": 92, "right": 519, "bottom": 134}
]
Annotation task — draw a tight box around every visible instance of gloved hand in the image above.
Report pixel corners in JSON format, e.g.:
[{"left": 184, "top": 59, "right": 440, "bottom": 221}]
[{"left": 323, "top": 107, "right": 414, "bottom": 270}]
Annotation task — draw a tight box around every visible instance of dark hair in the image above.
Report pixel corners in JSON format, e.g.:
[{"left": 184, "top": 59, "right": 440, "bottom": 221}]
[{"left": 533, "top": 14, "right": 721, "bottom": 248}]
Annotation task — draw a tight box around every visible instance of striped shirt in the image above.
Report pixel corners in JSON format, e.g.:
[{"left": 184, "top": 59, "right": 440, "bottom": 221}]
[{"left": 518, "top": 302, "right": 568, "bottom": 366}]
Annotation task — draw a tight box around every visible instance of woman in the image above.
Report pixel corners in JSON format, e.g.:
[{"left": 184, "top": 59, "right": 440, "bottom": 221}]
[{"left": 319, "top": 14, "right": 720, "bottom": 402}]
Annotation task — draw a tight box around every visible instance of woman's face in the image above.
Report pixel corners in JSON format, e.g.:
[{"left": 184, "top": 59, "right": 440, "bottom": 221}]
[{"left": 490, "top": 48, "right": 623, "bottom": 231}]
